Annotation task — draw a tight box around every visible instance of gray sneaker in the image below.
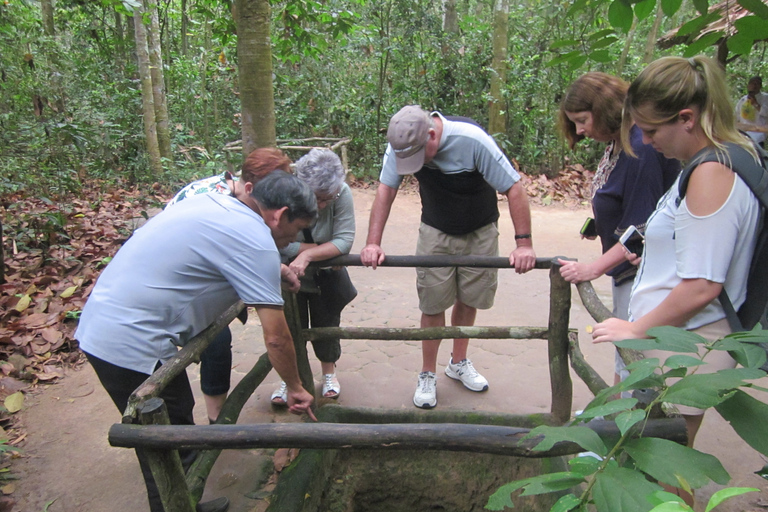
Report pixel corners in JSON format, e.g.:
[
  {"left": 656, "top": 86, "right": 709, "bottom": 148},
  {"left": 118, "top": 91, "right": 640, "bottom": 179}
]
[
  {"left": 413, "top": 371, "right": 437, "bottom": 409},
  {"left": 445, "top": 358, "right": 489, "bottom": 392}
]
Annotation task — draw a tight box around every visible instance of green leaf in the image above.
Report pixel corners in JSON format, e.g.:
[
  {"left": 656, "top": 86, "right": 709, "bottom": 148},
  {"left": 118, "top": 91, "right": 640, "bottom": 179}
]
[
  {"left": 683, "top": 30, "right": 721, "bottom": 56},
  {"left": 566, "top": 55, "right": 589, "bottom": 73},
  {"left": 624, "top": 438, "right": 730, "bottom": 488},
  {"left": 588, "top": 28, "right": 618, "bottom": 41},
  {"left": 551, "top": 39, "right": 581, "bottom": 50},
  {"left": 590, "top": 37, "right": 619, "bottom": 50},
  {"left": 485, "top": 472, "right": 585, "bottom": 509},
  {"left": 521, "top": 472, "right": 586, "bottom": 496},
  {"left": 608, "top": 0, "right": 634, "bottom": 32},
  {"left": 579, "top": 398, "right": 637, "bottom": 420},
  {"left": 647, "top": 326, "right": 707, "bottom": 352},
  {"left": 546, "top": 50, "right": 583, "bottom": 67},
  {"left": 648, "top": 503, "right": 691, "bottom": 511},
  {"left": 727, "top": 31, "right": 755, "bottom": 55},
  {"left": 677, "top": 12, "right": 720, "bottom": 37},
  {"left": 615, "top": 409, "right": 646, "bottom": 436},
  {"left": 647, "top": 490, "right": 687, "bottom": 507},
  {"left": 715, "top": 389, "right": 768, "bottom": 457},
  {"left": 592, "top": 464, "right": 663, "bottom": 512},
  {"left": 663, "top": 355, "right": 705, "bottom": 369},
  {"left": 569, "top": 455, "right": 601, "bottom": 476},
  {"left": 692, "top": 0, "right": 708, "bottom": 14},
  {"left": 734, "top": 15, "right": 768, "bottom": 39},
  {"left": 634, "top": 0, "right": 657, "bottom": 20},
  {"left": 739, "top": 0, "right": 768, "bottom": 18},
  {"left": 567, "top": 0, "right": 590, "bottom": 16},
  {"left": 664, "top": 369, "right": 761, "bottom": 409},
  {"left": 589, "top": 50, "right": 614, "bottom": 63},
  {"left": 661, "top": 0, "right": 683, "bottom": 16},
  {"left": 725, "top": 342, "right": 767, "bottom": 370},
  {"left": 705, "top": 487, "right": 758, "bottom": 512},
  {"left": 528, "top": 425, "right": 609, "bottom": 456},
  {"left": 551, "top": 493, "right": 582, "bottom": 512}
]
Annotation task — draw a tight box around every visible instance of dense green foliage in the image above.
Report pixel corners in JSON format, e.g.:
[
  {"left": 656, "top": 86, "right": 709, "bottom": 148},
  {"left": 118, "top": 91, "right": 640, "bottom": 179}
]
[{"left": 0, "top": 0, "right": 767, "bottom": 195}]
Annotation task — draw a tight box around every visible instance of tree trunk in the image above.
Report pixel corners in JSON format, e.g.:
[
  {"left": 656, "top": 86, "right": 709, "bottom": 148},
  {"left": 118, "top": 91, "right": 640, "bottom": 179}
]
[
  {"left": 443, "top": 0, "right": 459, "bottom": 34},
  {"left": 617, "top": 17, "right": 637, "bottom": 75},
  {"left": 181, "top": 0, "right": 188, "bottom": 57},
  {"left": 488, "top": 0, "right": 509, "bottom": 137},
  {"left": 113, "top": 10, "right": 126, "bottom": 72},
  {"left": 145, "top": 0, "right": 173, "bottom": 165},
  {"left": 201, "top": 17, "right": 211, "bottom": 153},
  {"left": 134, "top": 5, "right": 163, "bottom": 178},
  {"left": 643, "top": 1, "right": 664, "bottom": 63},
  {"left": 236, "top": 0, "right": 277, "bottom": 154},
  {"left": 41, "top": 0, "right": 65, "bottom": 114}
]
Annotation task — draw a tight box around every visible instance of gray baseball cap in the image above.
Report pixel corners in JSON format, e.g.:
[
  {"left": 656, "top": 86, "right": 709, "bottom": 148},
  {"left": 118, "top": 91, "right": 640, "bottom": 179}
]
[{"left": 387, "top": 105, "right": 431, "bottom": 175}]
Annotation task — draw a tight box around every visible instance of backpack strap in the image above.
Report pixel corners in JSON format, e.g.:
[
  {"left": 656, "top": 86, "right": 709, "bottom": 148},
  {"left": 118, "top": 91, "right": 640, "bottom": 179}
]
[{"left": 676, "top": 141, "right": 768, "bottom": 332}]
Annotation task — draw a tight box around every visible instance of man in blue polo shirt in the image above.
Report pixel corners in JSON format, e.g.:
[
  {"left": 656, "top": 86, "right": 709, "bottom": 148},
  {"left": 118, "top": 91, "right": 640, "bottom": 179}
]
[
  {"left": 76, "top": 171, "right": 318, "bottom": 512},
  {"left": 361, "top": 105, "right": 536, "bottom": 409}
]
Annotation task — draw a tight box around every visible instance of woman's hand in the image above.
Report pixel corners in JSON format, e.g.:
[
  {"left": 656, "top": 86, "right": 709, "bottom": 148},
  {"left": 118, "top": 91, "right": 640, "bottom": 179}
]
[
  {"left": 280, "top": 264, "right": 301, "bottom": 293},
  {"left": 289, "top": 253, "right": 311, "bottom": 277},
  {"left": 591, "top": 318, "right": 646, "bottom": 344},
  {"left": 557, "top": 259, "right": 600, "bottom": 283}
]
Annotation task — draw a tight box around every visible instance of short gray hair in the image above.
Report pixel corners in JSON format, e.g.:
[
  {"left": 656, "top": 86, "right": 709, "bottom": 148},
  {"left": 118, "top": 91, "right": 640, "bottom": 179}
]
[
  {"left": 251, "top": 170, "right": 318, "bottom": 222},
  {"left": 294, "top": 149, "right": 345, "bottom": 196}
]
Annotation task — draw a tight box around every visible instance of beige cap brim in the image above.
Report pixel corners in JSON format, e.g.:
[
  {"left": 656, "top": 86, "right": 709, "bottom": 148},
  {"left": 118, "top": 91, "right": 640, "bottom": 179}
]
[{"left": 394, "top": 146, "right": 426, "bottom": 175}]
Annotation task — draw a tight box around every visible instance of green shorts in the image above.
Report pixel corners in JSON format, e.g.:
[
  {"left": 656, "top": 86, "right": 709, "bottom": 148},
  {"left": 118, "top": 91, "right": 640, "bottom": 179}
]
[{"left": 415, "top": 222, "right": 499, "bottom": 315}]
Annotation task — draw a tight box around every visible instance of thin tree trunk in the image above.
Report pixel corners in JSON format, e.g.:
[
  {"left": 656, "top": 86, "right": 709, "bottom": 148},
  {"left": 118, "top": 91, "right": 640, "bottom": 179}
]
[
  {"left": 236, "top": 0, "right": 276, "bottom": 154},
  {"left": 488, "top": 0, "right": 509, "bottom": 137},
  {"left": 443, "top": 0, "right": 459, "bottom": 33},
  {"left": 145, "top": 0, "right": 173, "bottom": 165},
  {"left": 617, "top": 17, "right": 637, "bottom": 75},
  {"left": 202, "top": 18, "right": 211, "bottom": 153},
  {"left": 181, "top": 0, "right": 188, "bottom": 57},
  {"left": 41, "top": 0, "right": 65, "bottom": 113},
  {"left": 134, "top": 5, "right": 163, "bottom": 178},
  {"left": 114, "top": 11, "right": 125, "bottom": 72},
  {"left": 643, "top": 1, "right": 664, "bottom": 63}
]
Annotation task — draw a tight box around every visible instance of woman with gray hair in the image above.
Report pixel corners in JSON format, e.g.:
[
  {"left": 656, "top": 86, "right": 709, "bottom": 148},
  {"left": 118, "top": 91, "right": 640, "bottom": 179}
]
[{"left": 271, "top": 149, "right": 357, "bottom": 403}]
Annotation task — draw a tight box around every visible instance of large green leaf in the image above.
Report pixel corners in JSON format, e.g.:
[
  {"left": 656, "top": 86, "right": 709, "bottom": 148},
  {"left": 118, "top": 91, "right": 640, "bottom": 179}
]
[
  {"left": 579, "top": 398, "right": 637, "bottom": 420},
  {"left": 567, "top": 0, "right": 590, "bottom": 16},
  {"left": 608, "top": 0, "right": 634, "bottom": 32},
  {"left": 528, "top": 425, "right": 608, "bottom": 456},
  {"left": 664, "top": 369, "right": 761, "bottom": 408},
  {"left": 566, "top": 55, "right": 589, "bottom": 73},
  {"left": 551, "top": 39, "right": 581, "bottom": 49},
  {"left": 734, "top": 15, "right": 768, "bottom": 40},
  {"left": 616, "top": 409, "right": 647, "bottom": 436},
  {"left": 647, "top": 326, "right": 707, "bottom": 352},
  {"left": 485, "top": 472, "right": 585, "bottom": 509},
  {"left": 724, "top": 342, "right": 767, "bottom": 370},
  {"left": 589, "top": 50, "right": 614, "bottom": 63},
  {"left": 569, "top": 455, "right": 602, "bottom": 476},
  {"left": 588, "top": 28, "right": 618, "bottom": 41},
  {"left": 692, "top": 0, "right": 708, "bottom": 14},
  {"left": 546, "top": 50, "right": 584, "bottom": 67},
  {"left": 592, "top": 465, "right": 663, "bottom": 512},
  {"left": 521, "top": 473, "right": 586, "bottom": 496},
  {"left": 590, "top": 37, "right": 619, "bottom": 50},
  {"left": 624, "top": 438, "right": 730, "bottom": 487},
  {"left": 634, "top": 0, "right": 657, "bottom": 19},
  {"left": 551, "top": 494, "right": 582, "bottom": 512},
  {"left": 715, "top": 390, "right": 768, "bottom": 457},
  {"left": 738, "top": 0, "right": 768, "bottom": 18},
  {"left": 705, "top": 487, "right": 759, "bottom": 512},
  {"left": 661, "top": 0, "right": 683, "bottom": 16},
  {"left": 663, "top": 355, "right": 706, "bottom": 369},
  {"left": 677, "top": 12, "right": 720, "bottom": 37},
  {"left": 648, "top": 503, "right": 691, "bottom": 511}
]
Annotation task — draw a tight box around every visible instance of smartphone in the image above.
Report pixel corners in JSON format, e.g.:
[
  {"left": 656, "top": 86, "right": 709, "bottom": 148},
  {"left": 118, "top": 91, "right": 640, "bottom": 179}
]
[
  {"left": 580, "top": 217, "right": 597, "bottom": 237},
  {"left": 619, "top": 225, "right": 645, "bottom": 255}
]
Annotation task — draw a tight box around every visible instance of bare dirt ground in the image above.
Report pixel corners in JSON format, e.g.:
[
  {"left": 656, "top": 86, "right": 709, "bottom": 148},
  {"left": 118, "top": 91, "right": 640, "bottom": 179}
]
[{"left": 8, "top": 187, "right": 768, "bottom": 512}]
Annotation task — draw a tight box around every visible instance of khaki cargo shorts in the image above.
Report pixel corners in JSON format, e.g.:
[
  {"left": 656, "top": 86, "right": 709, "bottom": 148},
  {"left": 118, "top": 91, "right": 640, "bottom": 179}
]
[{"left": 415, "top": 222, "right": 499, "bottom": 315}]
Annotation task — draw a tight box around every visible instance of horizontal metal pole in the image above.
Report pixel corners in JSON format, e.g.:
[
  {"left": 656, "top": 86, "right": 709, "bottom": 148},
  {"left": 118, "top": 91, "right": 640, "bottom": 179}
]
[
  {"left": 313, "top": 254, "right": 555, "bottom": 269},
  {"left": 108, "top": 418, "right": 687, "bottom": 458}
]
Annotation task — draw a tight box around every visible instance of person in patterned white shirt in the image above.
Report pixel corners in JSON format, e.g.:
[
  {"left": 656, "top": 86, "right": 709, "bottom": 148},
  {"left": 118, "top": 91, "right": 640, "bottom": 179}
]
[
  {"left": 735, "top": 76, "right": 768, "bottom": 148},
  {"left": 167, "top": 147, "right": 292, "bottom": 423}
]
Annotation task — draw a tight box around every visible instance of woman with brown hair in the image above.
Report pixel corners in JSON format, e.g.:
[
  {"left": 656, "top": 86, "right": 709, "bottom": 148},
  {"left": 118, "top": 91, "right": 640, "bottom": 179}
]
[{"left": 556, "top": 72, "right": 679, "bottom": 385}]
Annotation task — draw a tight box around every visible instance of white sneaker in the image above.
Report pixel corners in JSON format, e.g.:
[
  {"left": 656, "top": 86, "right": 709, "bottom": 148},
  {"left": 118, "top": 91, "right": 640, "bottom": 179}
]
[
  {"left": 445, "top": 357, "right": 489, "bottom": 392},
  {"left": 322, "top": 373, "right": 340, "bottom": 398},
  {"left": 270, "top": 381, "right": 288, "bottom": 406},
  {"left": 413, "top": 371, "right": 437, "bottom": 409}
]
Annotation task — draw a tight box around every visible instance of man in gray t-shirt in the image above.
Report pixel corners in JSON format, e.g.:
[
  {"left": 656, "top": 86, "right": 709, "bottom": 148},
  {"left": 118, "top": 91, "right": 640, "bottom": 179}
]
[{"left": 76, "top": 172, "right": 317, "bottom": 512}]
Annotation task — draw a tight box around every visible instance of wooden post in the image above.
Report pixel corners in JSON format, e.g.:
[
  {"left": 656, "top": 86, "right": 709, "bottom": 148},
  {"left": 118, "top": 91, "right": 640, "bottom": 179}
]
[
  {"left": 282, "top": 290, "right": 315, "bottom": 400},
  {"left": 137, "top": 398, "right": 195, "bottom": 512},
  {"left": 548, "top": 259, "right": 573, "bottom": 424}
]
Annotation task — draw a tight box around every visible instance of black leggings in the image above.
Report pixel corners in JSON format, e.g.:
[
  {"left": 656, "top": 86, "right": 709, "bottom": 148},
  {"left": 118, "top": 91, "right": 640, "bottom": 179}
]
[{"left": 85, "top": 352, "right": 196, "bottom": 512}]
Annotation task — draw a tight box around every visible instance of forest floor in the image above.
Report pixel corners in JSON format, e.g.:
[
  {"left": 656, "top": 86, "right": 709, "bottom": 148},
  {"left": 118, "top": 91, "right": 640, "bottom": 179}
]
[{"left": 1, "top": 183, "right": 768, "bottom": 511}]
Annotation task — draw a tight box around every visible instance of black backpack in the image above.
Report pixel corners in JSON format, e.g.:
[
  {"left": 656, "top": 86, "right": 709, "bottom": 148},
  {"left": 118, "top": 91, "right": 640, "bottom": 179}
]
[{"left": 677, "top": 141, "right": 768, "bottom": 332}]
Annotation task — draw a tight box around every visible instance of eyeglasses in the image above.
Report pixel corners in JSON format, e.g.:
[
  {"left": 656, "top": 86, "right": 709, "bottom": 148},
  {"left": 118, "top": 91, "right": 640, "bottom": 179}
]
[{"left": 316, "top": 190, "right": 341, "bottom": 203}]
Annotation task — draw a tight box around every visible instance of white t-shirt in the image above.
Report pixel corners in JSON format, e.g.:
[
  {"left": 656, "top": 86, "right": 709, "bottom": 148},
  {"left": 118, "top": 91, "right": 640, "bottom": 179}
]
[
  {"left": 76, "top": 193, "right": 284, "bottom": 374},
  {"left": 629, "top": 171, "right": 760, "bottom": 330},
  {"left": 735, "top": 92, "right": 768, "bottom": 144}
]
